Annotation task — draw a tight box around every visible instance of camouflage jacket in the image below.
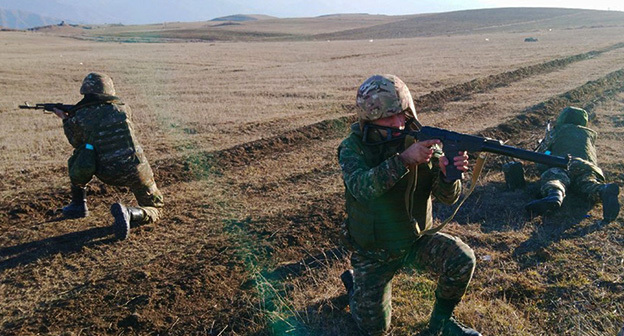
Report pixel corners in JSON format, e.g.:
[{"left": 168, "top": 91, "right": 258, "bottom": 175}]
[
  {"left": 539, "top": 124, "right": 598, "bottom": 164},
  {"left": 338, "top": 123, "right": 462, "bottom": 251},
  {"left": 537, "top": 107, "right": 600, "bottom": 175},
  {"left": 63, "top": 94, "right": 152, "bottom": 186}
]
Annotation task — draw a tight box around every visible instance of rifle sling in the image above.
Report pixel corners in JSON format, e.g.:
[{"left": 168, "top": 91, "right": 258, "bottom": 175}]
[{"left": 408, "top": 152, "right": 488, "bottom": 237}]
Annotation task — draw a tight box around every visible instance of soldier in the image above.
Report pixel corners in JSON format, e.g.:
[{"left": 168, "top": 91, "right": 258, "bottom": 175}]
[
  {"left": 338, "top": 74, "right": 480, "bottom": 336},
  {"left": 53, "top": 72, "right": 164, "bottom": 240},
  {"left": 526, "top": 106, "right": 620, "bottom": 222}
]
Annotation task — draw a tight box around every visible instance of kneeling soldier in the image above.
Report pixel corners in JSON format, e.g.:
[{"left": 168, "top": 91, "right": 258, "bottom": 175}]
[
  {"left": 53, "top": 72, "right": 164, "bottom": 240},
  {"left": 338, "top": 74, "right": 480, "bottom": 335}
]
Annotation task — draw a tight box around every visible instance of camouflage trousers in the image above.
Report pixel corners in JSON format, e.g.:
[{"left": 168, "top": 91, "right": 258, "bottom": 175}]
[
  {"left": 540, "top": 158, "right": 605, "bottom": 203},
  {"left": 74, "top": 165, "right": 164, "bottom": 224},
  {"left": 348, "top": 232, "right": 476, "bottom": 336},
  {"left": 126, "top": 176, "right": 164, "bottom": 224}
]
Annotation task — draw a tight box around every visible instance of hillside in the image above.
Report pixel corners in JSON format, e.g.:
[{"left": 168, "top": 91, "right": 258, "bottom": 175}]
[
  {"left": 313, "top": 7, "right": 624, "bottom": 40},
  {"left": 34, "top": 7, "right": 624, "bottom": 43},
  {"left": 28, "top": 22, "right": 91, "bottom": 34},
  {"left": 211, "top": 14, "right": 276, "bottom": 22}
]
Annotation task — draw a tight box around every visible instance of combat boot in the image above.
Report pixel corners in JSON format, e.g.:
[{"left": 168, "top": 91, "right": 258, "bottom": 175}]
[
  {"left": 111, "top": 203, "right": 146, "bottom": 240},
  {"left": 62, "top": 185, "right": 88, "bottom": 218},
  {"left": 600, "top": 183, "right": 620, "bottom": 223},
  {"left": 340, "top": 269, "right": 354, "bottom": 296},
  {"left": 428, "top": 298, "right": 481, "bottom": 336},
  {"left": 525, "top": 189, "right": 564, "bottom": 215}
]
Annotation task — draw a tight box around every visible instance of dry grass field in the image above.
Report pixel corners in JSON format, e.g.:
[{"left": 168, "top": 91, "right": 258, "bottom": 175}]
[{"left": 1, "top": 7, "right": 623, "bottom": 336}]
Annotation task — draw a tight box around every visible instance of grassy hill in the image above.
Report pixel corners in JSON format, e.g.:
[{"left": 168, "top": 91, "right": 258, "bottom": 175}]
[
  {"left": 211, "top": 14, "right": 276, "bottom": 22},
  {"left": 311, "top": 7, "right": 624, "bottom": 40},
  {"left": 27, "top": 7, "right": 624, "bottom": 43}
]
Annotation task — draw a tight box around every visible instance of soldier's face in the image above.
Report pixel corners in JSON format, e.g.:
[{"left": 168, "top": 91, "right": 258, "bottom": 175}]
[{"left": 371, "top": 113, "right": 405, "bottom": 136}]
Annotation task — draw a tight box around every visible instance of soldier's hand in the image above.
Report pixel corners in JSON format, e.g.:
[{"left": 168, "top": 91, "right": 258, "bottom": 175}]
[
  {"left": 52, "top": 107, "right": 68, "bottom": 120},
  {"left": 439, "top": 151, "right": 470, "bottom": 177},
  {"left": 399, "top": 139, "right": 441, "bottom": 166}
]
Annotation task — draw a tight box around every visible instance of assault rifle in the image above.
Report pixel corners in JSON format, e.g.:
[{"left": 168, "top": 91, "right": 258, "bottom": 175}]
[
  {"left": 18, "top": 103, "right": 74, "bottom": 114},
  {"left": 534, "top": 119, "right": 552, "bottom": 151},
  {"left": 363, "top": 123, "right": 570, "bottom": 181}
]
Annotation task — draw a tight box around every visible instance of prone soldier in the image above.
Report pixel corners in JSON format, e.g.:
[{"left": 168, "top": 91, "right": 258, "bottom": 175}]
[
  {"left": 526, "top": 106, "right": 620, "bottom": 222},
  {"left": 338, "top": 74, "right": 480, "bottom": 336},
  {"left": 53, "top": 72, "right": 164, "bottom": 239}
]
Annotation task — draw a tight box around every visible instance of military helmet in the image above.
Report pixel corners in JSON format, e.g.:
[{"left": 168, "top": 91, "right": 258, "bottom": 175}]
[
  {"left": 80, "top": 72, "right": 116, "bottom": 95},
  {"left": 356, "top": 74, "right": 416, "bottom": 121},
  {"left": 556, "top": 106, "right": 588, "bottom": 127}
]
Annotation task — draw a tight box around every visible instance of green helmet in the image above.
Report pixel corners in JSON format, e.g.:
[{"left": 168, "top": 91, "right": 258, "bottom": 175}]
[
  {"left": 356, "top": 74, "right": 416, "bottom": 121},
  {"left": 80, "top": 72, "right": 116, "bottom": 95},
  {"left": 556, "top": 106, "right": 588, "bottom": 127}
]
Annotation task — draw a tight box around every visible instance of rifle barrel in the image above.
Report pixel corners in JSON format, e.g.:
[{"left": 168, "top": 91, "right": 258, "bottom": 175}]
[{"left": 482, "top": 141, "right": 569, "bottom": 168}]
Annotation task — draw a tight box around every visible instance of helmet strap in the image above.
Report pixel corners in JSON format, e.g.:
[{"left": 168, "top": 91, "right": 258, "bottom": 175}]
[{"left": 362, "top": 123, "right": 407, "bottom": 145}]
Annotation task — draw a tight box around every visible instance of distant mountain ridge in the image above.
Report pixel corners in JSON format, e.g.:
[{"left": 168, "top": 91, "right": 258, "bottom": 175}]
[
  {"left": 0, "top": 0, "right": 260, "bottom": 28},
  {"left": 0, "top": 8, "right": 64, "bottom": 30}
]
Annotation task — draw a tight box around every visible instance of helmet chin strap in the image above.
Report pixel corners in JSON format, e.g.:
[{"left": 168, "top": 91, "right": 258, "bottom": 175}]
[
  {"left": 362, "top": 124, "right": 404, "bottom": 145},
  {"left": 405, "top": 115, "right": 423, "bottom": 130},
  {"left": 361, "top": 117, "right": 422, "bottom": 145}
]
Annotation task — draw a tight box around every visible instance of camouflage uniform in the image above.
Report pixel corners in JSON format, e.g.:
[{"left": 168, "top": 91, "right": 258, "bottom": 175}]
[
  {"left": 339, "top": 122, "right": 475, "bottom": 336},
  {"left": 536, "top": 107, "right": 605, "bottom": 203},
  {"left": 63, "top": 93, "right": 163, "bottom": 224}
]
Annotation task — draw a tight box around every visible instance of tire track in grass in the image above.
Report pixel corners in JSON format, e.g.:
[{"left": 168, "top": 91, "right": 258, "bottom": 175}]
[
  {"left": 174, "top": 42, "right": 624, "bottom": 176},
  {"left": 415, "top": 42, "right": 624, "bottom": 113}
]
